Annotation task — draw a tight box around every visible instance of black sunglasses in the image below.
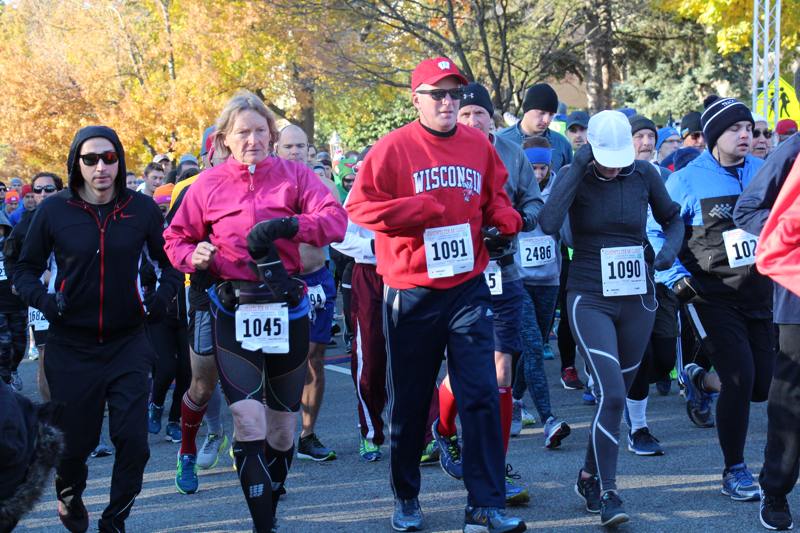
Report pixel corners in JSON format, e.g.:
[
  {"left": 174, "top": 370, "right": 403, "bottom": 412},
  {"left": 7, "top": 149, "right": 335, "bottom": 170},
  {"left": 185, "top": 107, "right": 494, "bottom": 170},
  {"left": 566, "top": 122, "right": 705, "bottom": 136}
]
[
  {"left": 79, "top": 151, "right": 119, "bottom": 166},
  {"left": 753, "top": 129, "right": 773, "bottom": 139},
  {"left": 415, "top": 88, "right": 464, "bottom": 101},
  {"left": 33, "top": 185, "right": 57, "bottom": 194}
]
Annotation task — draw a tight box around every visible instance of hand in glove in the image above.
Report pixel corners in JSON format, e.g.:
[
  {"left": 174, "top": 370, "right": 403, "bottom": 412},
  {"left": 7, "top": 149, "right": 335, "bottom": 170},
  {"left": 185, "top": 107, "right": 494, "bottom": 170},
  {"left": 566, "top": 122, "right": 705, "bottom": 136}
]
[
  {"left": 247, "top": 217, "right": 299, "bottom": 258},
  {"left": 39, "top": 292, "right": 66, "bottom": 323},
  {"left": 482, "top": 226, "right": 513, "bottom": 256},
  {"left": 515, "top": 209, "right": 536, "bottom": 232},
  {"left": 672, "top": 276, "right": 698, "bottom": 303},
  {"left": 573, "top": 143, "right": 594, "bottom": 168}
]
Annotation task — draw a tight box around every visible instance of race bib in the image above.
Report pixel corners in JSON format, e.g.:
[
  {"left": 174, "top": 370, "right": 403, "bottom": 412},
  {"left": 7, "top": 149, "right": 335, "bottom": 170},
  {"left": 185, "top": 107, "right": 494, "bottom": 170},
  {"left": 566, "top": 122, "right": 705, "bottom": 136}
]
[
  {"left": 234, "top": 303, "right": 290, "bottom": 354},
  {"left": 722, "top": 228, "right": 759, "bottom": 268},
  {"left": 600, "top": 246, "right": 646, "bottom": 297},
  {"left": 0, "top": 261, "right": 6, "bottom": 282},
  {"left": 28, "top": 306, "right": 49, "bottom": 331},
  {"left": 483, "top": 261, "right": 503, "bottom": 295},
  {"left": 423, "top": 223, "right": 474, "bottom": 279},
  {"left": 307, "top": 285, "right": 326, "bottom": 309},
  {"left": 519, "top": 236, "right": 556, "bottom": 267}
]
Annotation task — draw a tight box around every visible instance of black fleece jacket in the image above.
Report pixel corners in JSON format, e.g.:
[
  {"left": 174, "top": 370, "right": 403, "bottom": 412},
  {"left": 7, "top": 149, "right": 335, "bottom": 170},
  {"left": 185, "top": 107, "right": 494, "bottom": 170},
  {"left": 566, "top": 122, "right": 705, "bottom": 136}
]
[{"left": 13, "top": 125, "right": 181, "bottom": 343}]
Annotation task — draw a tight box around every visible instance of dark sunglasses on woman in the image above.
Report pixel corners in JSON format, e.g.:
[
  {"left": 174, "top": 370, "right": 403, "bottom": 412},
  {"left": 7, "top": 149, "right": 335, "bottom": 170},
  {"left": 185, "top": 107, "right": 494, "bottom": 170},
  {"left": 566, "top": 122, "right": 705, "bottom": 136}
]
[{"left": 753, "top": 129, "right": 773, "bottom": 139}]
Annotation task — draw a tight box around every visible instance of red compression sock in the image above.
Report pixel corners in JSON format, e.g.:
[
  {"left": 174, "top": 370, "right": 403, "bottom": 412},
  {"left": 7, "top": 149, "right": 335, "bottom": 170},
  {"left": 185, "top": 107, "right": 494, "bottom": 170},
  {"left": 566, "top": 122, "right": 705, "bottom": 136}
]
[
  {"left": 180, "top": 391, "right": 207, "bottom": 456},
  {"left": 499, "top": 387, "right": 513, "bottom": 453},
  {"left": 437, "top": 383, "right": 458, "bottom": 437}
]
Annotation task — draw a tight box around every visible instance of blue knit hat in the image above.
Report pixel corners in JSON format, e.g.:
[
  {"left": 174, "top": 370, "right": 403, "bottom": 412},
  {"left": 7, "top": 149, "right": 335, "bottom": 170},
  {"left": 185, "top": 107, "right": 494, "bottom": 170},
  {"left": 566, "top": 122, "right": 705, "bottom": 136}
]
[{"left": 656, "top": 127, "right": 680, "bottom": 153}]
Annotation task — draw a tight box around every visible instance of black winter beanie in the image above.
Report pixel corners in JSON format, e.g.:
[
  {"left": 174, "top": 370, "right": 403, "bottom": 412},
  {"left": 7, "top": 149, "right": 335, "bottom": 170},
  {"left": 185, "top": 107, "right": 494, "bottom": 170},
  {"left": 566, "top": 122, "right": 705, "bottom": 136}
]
[
  {"left": 628, "top": 115, "right": 657, "bottom": 136},
  {"left": 701, "top": 95, "right": 754, "bottom": 153},
  {"left": 460, "top": 82, "right": 494, "bottom": 116},
  {"left": 522, "top": 83, "right": 558, "bottom": 114}
]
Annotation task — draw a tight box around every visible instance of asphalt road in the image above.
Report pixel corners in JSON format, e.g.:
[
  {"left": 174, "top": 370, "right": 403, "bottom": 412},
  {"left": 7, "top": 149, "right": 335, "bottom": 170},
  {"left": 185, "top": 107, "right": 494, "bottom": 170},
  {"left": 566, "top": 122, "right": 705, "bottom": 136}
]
[{"left": 13, "top": 337, "right": 777, "bottom": 533}]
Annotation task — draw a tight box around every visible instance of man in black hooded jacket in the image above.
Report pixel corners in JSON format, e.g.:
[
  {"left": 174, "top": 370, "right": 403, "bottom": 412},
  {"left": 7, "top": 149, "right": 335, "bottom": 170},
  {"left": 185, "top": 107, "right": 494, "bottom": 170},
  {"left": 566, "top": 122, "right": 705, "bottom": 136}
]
[{"left": 13, "top": 125, "right": 181, "bottom": 533}]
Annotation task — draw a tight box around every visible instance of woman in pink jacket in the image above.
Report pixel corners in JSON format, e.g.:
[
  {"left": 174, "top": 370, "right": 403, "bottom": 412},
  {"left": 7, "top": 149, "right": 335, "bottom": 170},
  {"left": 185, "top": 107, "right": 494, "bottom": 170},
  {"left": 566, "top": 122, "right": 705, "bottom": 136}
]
[{"left": 163, "top": 90, "right": 347, "bottom": 533}]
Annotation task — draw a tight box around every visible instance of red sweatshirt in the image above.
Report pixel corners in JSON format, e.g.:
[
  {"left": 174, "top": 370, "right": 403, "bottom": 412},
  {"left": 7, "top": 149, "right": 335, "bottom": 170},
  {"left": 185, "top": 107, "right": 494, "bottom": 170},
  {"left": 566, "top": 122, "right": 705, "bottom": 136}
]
[
  {"left": 756, "top": 156, "right": 800, "bottom": 297},
  {"left": 346, "top": 120, "right": 521, "bottom": 289}
]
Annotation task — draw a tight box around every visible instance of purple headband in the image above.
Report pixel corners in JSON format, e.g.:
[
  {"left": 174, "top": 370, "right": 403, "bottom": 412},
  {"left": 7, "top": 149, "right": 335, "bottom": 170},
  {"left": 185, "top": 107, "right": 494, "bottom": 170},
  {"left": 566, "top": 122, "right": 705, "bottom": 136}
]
[{"left": 524, "top": 147, "right": 551, "bottom": 166}]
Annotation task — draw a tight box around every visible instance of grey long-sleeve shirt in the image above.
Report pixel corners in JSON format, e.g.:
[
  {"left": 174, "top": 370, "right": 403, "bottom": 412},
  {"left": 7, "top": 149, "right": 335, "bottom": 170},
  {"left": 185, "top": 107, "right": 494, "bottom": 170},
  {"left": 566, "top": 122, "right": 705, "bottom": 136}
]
[{"left": 539, "top": 159, "right": 683, "bottom": 295}]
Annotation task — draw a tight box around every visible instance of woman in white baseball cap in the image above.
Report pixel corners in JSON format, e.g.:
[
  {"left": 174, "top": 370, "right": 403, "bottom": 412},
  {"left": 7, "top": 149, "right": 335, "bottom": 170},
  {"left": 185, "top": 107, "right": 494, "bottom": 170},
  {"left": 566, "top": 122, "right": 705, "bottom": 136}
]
[{"left": 538, "top": 110, "right": 684, "bottom": 527}]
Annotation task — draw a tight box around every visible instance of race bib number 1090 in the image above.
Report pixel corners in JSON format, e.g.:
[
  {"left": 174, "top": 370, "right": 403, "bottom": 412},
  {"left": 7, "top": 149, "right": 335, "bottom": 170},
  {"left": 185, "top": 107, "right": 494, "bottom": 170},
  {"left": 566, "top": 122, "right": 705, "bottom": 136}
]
[
  {"left": 423, "top": 223, "right": 474, "bottom": 279},
  {"left": 600, "top": 246, "right": 646, "bottom": 297}
]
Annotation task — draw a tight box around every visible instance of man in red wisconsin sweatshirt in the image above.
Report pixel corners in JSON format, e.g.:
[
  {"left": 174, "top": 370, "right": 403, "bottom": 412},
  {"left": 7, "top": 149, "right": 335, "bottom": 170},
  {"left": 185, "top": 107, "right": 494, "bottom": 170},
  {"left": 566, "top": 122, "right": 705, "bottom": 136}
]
[{"left": 346, "top": 57, "right": 524, "bottom": 533}]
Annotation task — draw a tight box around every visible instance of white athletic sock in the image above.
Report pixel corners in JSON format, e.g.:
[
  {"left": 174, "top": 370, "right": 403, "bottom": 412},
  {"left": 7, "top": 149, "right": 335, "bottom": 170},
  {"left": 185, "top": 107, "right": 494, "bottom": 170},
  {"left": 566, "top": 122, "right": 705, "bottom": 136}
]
[{"left": 626, "top": 397, "right": 648, "bottom": 432}]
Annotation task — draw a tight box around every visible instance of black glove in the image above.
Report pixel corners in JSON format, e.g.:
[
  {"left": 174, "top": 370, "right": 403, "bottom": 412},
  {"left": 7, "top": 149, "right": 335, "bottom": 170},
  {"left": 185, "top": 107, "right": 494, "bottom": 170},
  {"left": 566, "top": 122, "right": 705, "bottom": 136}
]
[
  {"left": 139, "top": 261, "right": 157, "bottom": 292},
  {"left": 247, "top": 217, "right": 299, "bottom": 258},
  {"left": 672, "top": 276, "right": 698, "bottom": 303},
  {"left": 247, "top": 242, "right": 303, "bottom": 307},
  {"left": 482, "top": 227, "right": 513, "bottom": 257},
  {"left": 515, "top": 209, "right": 536, "bottom": 232},
  {"left": 39, "top": 292, "right": 65, "bottom": 323},
  {"left": 573, "top": 143, "right": 594, "bottom": 167},
  {"left": 144, "top": 292, "right": 168, "bottom": 323}
]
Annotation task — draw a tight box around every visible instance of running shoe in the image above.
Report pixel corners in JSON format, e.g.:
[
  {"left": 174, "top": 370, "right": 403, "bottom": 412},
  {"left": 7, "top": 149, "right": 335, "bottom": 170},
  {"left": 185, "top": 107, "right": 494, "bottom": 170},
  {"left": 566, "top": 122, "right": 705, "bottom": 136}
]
[
  {"left": 627, "top": 427, "right": 664, "bottom": 456},
  {"left": 90, "top": 436, "right": 113, "bottom": 458},
  {"left": 57, "top": 496, "right": 89, "bottom": 533},
  {"left": 542, "top": 343, "right": 555, "bottom": 360},
  {"left": 656, "top": 378, "right": 672, "bottom": 396},
  {"left": 683, "top": 363, "right": 715, "bottom": 428},
  {"left": 722, "top": 463, "right": 760, "bottom": 501},
  {"left": 165, "top": 421, "right": 182, "bottom": 443},
  {"left": 27, "top": 344, "right": 39, "bottom": 361},
  {"left": 600, "top": 490, "right": 629, "bottom": 527},
  {"left": 392, "top": 497, "right": 423, "bottom": 532},
  {"left": 760, "top": 492, "right": 794, "bottom": 530},
  {"left": 359, "top": 437, "right": 382, "bottom": 462},
  {"left": 297, "top": 433, "right": 336, "bottom": 461},
  {"left": 504, "top": 464, "right": 530, "bottom": 506},
  {"left": 10, "top": 370, "right": 22, "bottom": 392},
  {"left": 543, "top": 416, "right": 570, "bottom": 449},
  {"left": 521, "top": 407, "right": 536, "bottom": 428},
  {"left": 148, "top": 403, "right": 164, "bottom": 435},
  {"left": 419, "top": 440, "right": 439, "bottom": 466},
  {"left": 510, "top": 399, "right": 523, "bottom": 437},
  {"left": 431, "top": 418, "right": 462, "bottom": 480},
  {"left": 197, "top": 433, "right": 229, "bottom": 470},
  {"left": 574, "top": 470, "right": 601, "bottom": 513},
  {"left": 175, "top": 453, "right": 198, "bottom": 494},
  {"left": 582, "top": 387, "right": 597, "bottom": 405},
  {"left": 463, "top": 505, "right": 526, "bottom": 532},
  {"left": 560, "top": 367, "right": 583, "bottom": 390}
]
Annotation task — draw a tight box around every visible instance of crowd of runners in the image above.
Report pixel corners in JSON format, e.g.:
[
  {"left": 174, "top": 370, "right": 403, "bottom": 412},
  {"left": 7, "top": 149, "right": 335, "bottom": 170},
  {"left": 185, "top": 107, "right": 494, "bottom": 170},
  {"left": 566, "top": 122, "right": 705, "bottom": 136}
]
[{"left": 0, "top": 56, "right": 799, "bottom": 533}]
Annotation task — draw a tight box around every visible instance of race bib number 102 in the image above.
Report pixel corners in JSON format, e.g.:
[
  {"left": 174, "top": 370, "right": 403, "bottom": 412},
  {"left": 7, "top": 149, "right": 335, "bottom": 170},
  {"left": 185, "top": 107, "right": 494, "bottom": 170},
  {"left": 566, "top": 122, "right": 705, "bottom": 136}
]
[
  {"left": 722, "top": 228, "right": 759, "bottom": 268},
  {"left": 423, "top": 223, "right": 474, "bottom": 279}
]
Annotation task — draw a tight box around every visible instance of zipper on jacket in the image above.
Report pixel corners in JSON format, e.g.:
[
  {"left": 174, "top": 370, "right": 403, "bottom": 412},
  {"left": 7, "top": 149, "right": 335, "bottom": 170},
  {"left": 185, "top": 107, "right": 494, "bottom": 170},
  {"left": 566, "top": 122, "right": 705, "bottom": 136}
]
[{"left": 248, "top": 164, "right": 256, "bottom": 191}]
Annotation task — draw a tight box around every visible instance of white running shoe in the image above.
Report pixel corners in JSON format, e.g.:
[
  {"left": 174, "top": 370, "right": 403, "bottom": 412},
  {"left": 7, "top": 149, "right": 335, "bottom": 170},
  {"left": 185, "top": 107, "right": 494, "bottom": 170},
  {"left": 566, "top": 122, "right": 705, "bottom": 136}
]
[{"left": 197, "top": 433, "right": 229, "bottom": 470}]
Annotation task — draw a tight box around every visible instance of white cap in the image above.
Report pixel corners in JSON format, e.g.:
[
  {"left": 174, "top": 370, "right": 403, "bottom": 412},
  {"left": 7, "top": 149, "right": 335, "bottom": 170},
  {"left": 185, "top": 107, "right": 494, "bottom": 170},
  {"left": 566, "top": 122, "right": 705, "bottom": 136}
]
[
  {"left": 587, "top": 110, "right": 635, "bottom": 168},
  {"left": 751, "top": 112, "right": 768, "bottom": 123}
]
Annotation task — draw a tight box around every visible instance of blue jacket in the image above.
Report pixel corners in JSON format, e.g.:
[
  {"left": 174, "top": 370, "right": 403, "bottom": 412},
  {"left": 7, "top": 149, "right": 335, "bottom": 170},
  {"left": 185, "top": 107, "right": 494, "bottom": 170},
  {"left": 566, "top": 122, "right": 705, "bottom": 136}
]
[
  {"left": 734, "top": 134, "right": 800, "bottom": 324},
  {"left": 496, "top": 123, "right": 573, "bottom": 173},
  {"left": 648, "top": 150, "right": 771, "bottom": 316}
]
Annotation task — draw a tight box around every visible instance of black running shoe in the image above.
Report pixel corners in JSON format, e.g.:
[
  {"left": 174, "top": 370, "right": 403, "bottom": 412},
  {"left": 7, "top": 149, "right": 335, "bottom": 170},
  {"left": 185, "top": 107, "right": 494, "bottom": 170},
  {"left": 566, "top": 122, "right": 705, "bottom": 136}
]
[
  {"left": 574, "top": 470, "right": 601, "bottom": 514},
  {"left": 600, "top": 491, "right": 629, "bottom": 527},
  {"left": 760, "top": 493, "right": 794, "bottom": 530}
]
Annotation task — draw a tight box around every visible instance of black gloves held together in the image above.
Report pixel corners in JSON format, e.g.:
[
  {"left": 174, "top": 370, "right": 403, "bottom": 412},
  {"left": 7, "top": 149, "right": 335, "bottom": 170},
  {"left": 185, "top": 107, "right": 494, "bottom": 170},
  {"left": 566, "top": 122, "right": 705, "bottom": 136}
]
[{"left": 246, "top": 217, "right": 299, "bottom": 259}]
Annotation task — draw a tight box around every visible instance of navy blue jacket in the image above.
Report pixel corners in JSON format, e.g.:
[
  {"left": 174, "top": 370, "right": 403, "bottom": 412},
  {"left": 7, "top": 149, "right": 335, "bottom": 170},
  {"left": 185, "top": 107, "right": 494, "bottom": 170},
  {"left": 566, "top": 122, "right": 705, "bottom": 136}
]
[{"left": 734, "top": 134, "right": 800, "bottom": 324}]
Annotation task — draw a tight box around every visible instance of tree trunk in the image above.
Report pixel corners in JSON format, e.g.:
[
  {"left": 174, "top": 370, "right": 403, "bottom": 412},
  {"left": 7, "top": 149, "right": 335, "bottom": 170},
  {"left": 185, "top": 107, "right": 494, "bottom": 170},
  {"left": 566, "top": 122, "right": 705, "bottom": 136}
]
[{"left": 582, "top": 0, "right": 614, "bottom": 113}]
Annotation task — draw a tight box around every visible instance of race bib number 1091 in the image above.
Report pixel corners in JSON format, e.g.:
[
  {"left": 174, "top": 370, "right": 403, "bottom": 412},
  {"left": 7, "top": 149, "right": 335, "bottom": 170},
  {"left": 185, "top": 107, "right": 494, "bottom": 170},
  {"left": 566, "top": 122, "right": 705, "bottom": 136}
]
[{"left": 423, "top": 223, "right": 474, "bottom": 279}]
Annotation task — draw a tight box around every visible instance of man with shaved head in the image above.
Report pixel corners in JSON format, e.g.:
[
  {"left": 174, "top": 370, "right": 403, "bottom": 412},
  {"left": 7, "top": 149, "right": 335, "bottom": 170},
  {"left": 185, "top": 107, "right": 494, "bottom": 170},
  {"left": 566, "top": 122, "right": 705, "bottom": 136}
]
[
  {"left": 275, "top": 124, "right": 340, "bottom": 463},
  {"left": 276, "top": 124, "right": 310, "bottom": 164}
]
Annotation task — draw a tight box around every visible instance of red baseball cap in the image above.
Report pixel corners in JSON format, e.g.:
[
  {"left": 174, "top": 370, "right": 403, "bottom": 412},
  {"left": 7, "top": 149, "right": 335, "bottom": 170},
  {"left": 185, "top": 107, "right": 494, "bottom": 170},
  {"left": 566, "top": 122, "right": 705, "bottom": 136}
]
[
  {"left": 411, "top": 57, "right": 468, "bottom": 91},
  {"left": 776, "top": 118, "right": 798, "bottom": 135}
]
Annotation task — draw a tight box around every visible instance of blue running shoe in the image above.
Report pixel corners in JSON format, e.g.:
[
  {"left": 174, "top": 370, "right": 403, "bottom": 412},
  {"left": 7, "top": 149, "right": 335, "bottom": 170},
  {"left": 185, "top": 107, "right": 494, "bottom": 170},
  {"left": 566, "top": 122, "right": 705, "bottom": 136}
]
[
  {"left": 431, "top": 418, "right": 462, "bottom": 480},
  {"left": 722, "top": 463, "right": 760, "bottom": 501},
  {"left": 148, "top": 403, "right": 163, "bottom": 435},
  {"left": 683, "top": 363, "right": 715, "bottom": 428},
  {"left": 165, "top": 421, "right": 181, "bottom": 443},
  {"left": 463, "top": 506, "right": 526, "bottom": 532},
  {"left": 359, "top": 437, "right": 382, "bottom": 462},
  {"left": 542, "top": 344, "right": 555, "bottom": 360},
  {"left": 504, "top": 464, "right": 530, "bottom": 506},
  {"left": 582, "top": 387, "right": 597, "bottom": 405},
  {"left": 175, "top": 453, "right": 198, "bottom": 495},
  {"left": 392, "top": 497, "right": 423, "bottom": 531}
]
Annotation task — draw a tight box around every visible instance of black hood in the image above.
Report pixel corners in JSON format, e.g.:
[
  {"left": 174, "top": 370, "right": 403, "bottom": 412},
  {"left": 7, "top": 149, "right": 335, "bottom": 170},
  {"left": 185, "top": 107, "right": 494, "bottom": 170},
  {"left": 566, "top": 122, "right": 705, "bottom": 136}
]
[{"left": 66, "top": 125, "right": 127, "bottom": 197}]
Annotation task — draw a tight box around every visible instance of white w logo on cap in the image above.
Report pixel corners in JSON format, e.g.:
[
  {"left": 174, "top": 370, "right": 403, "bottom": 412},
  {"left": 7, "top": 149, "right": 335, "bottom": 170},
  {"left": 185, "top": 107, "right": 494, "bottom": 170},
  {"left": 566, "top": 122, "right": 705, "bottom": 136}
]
[{"left": 438, "top": 60, "right": 450, "bottom": 70}]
